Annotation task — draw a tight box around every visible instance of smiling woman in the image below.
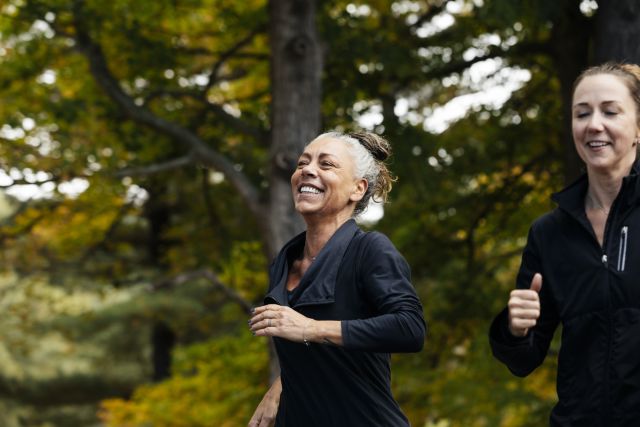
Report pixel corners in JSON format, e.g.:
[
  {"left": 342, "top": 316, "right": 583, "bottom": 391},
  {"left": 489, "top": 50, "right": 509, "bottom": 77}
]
[
  {"left": 291, "top": 132, "right": 393, "bottom": 222},
  {"left": 248, "top": 131, "right": 425, "bottom": 427},
  {"left": 490, "top": 63, "right": 640, "bottom": 427}
]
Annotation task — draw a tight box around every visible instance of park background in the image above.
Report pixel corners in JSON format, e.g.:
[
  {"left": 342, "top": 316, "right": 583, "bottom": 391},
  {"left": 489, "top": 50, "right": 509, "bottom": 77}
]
[{"left": 0, "top": 0, "right": 637, "bottom": 426}]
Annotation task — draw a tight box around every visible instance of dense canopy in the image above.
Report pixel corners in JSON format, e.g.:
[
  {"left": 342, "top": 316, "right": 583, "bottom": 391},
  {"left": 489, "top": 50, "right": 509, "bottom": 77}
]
[{"left": 0, "top": 0, "right": 637, "bottom": 426}]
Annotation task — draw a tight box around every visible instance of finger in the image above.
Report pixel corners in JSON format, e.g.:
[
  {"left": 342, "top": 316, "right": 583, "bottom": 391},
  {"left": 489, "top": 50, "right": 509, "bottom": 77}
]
[
  {"left": 248, "top": 414, "right": 260, "bottom": 427},
  {"left": 530, "top": 273, "right": 542, "bottom": 293},
  {"left": 259, "top": 415, "right": 274, "bottom": 427},
  {"left": 508, "top": 298, "right": 540, "bottom": 310},
  {"left": 509, "top": 308, "right": 541, "bottom": 319},
  {"left": 249, "top": 310, "right": 277, "bottom": 326},
  {"left": 252, "top": 304, "right": 281, "bottom": 315},
  {"left": 510, "top": 289, "right": 541, "bottom": 301},
  {"left": 253, "top": 319, "right": 282, "bottom": 337},
  {"left": 250, "top": 306, "right": 287, "bottom": 325},
  {"left": 251, "top": 318, "right": 276, "bottom": 333}
]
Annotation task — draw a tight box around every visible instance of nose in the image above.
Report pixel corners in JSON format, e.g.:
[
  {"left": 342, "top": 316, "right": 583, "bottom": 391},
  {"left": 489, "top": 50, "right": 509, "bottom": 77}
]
[
  {"left": 301, "top": 162, "right": 317, "bottom": 177},
  {"left": 587, "top": 111, "right": 605, "bottom": 132}
]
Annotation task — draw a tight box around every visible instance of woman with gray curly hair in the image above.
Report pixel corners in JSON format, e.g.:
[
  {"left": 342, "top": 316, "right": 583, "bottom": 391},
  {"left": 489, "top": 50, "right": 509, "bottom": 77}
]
[{"left": 248, "top": 131, "right": 426, "bottom": 427}]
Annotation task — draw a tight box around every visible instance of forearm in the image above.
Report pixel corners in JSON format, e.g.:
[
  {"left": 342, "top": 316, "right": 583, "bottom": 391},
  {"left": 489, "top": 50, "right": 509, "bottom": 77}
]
[
  {"left": 269, "top": 376, "right": 282, "bottom": 395},
  {"left": 489, "top": 308, "right": 547, "bottom": 377},
  {"left": 341, "top": 311, "right": 426, "bottom": 352},
  {"left": 305, "top": 320, "right": 343, "bottom": 346},
  {"left": 248, "top": 376, "right": 282, "bottom": 427}
]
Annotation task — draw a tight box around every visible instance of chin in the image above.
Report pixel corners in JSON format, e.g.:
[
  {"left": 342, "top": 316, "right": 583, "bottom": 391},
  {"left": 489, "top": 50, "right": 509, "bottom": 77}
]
[{"left": 294, "top": 203, "right": 319, "bottom": 215}]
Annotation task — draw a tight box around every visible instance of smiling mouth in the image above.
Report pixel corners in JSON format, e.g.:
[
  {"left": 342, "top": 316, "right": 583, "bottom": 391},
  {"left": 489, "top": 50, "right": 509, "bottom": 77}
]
[
  {"left": 587, "top": 140, "right": 611, "bottom": 148},
  {"left": 299, "top": 185, "right": 323, "bottom": 195}
]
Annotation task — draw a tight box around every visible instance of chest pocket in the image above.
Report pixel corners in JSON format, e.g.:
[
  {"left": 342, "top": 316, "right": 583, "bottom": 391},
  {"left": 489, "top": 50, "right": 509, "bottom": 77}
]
[
  {"left": 608, "top": 224, "right": 640, "bottom": 308},
  {"left": 616, "top": 225, "right": 628, "bottom": 272}
]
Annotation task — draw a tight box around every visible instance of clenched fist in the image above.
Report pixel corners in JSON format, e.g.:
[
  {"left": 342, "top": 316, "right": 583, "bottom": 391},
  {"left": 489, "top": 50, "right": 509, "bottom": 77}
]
[{"left": 508, "top": 273, "right": 542, "bottom": 337}]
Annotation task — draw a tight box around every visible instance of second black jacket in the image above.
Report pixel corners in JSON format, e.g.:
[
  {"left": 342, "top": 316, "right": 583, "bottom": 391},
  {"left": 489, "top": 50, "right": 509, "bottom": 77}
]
[{"left": 490, "top": 161, "right": 640, "bottom": 427}]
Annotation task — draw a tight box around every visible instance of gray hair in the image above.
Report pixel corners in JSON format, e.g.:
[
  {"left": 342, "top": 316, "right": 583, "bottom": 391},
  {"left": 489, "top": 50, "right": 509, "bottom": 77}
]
[{"left": 311, "top": 131, "right": 392, "bottom": 216}]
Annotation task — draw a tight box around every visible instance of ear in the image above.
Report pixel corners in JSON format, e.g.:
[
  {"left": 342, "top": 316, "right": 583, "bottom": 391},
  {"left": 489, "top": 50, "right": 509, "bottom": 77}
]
[{"left": 349, "top": 178, "right": 368, "bottom": 203}]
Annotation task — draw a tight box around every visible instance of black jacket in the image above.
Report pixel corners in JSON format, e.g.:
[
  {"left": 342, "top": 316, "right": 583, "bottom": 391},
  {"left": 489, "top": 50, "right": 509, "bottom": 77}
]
[
  {"left": 264, "top": 219, "right": 426, "bottom": 427},
  {"left": 490, "top": 161, "right": 640, "bottom": 427}
]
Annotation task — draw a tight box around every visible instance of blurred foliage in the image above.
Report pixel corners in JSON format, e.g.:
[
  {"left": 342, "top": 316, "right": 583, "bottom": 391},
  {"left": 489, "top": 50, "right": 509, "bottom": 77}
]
[
  {"left": 0, "top": 0, "right": 605, "bottom": 426},
  {"left": 100, "top": 331, "right": 268, "bottom": 427}
]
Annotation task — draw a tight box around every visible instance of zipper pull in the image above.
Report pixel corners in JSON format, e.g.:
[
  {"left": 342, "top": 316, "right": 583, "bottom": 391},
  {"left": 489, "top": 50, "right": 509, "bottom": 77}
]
[
  {"left": 618, "top": 226, "right": 628, "bottom": 272},
  {"left": 602, "top": 254, "right": 608, "bottom": 266}
]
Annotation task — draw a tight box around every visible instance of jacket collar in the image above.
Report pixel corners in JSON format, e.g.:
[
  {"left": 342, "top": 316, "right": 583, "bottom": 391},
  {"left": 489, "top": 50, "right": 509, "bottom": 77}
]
[
  {"left": 264, "top": 219, "right": 361, "bottom": 307},
  {"left": 551, "top": 159, "right": 640, "bottom": 220}
]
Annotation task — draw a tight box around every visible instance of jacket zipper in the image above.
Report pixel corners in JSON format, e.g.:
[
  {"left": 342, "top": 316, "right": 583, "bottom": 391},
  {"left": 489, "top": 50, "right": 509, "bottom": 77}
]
[{"left": 617, "top": 226, "right": 628, "bottom": 272}]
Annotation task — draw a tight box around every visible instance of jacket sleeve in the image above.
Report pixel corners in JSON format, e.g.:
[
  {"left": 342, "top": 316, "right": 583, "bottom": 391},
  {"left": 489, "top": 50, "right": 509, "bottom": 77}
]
[
  {"left": 342, "top": 232, "right": 426, "bottom": 353},
  {"left": 489, "top": 224, "right": 560, "bottom": 377}
]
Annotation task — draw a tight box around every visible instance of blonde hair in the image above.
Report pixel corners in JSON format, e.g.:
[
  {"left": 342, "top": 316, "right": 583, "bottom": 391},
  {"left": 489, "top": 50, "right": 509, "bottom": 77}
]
[{"left": 573, "top": 62, "right": 640, "bottom": 127}]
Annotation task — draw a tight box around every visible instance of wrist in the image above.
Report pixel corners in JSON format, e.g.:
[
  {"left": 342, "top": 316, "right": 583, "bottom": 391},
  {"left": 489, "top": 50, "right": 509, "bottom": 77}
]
[
  {"left": 270, "top": 377, "right": 282, "bottom": 395},
  {"left": 507, "top": 323, "right": 527, "bottom": 337},
  {"left": 302, "top": 320, "right": 316, "bottom": 346}
]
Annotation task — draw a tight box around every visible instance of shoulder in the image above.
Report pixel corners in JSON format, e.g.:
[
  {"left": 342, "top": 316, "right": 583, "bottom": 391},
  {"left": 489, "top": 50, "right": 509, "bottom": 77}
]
[
  {"left": 529, "top": 208, "right": 566, "bottom": 236},
  {"left": 352, "top": 230, "right": 396, "bottom": 254},
  {"left": 350, "top": 230, "right": 408, "bottom": 270}
]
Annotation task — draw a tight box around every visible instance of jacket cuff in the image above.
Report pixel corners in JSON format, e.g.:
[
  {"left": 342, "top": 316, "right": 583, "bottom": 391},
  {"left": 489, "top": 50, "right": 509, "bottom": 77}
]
[{"left": 489, "top": 307, "right": 532, "bottom": 347}]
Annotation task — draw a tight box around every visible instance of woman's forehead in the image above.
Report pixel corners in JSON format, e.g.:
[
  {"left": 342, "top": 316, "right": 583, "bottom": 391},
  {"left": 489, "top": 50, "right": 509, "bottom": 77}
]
[
  {"left": 574, "top": 73, "right": 632, "bottom": 103},
  {"left": 304, "top": 137, "right": 351, "bottom": 156}
]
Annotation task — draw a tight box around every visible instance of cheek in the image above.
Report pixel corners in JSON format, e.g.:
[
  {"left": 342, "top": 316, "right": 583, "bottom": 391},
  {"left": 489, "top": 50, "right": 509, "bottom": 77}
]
[
  {"left": 571, "top": 124, "right": 583, "bottom": 145},
  {"left": 290, "top": 170, "right": 300, "bottom": 185}
]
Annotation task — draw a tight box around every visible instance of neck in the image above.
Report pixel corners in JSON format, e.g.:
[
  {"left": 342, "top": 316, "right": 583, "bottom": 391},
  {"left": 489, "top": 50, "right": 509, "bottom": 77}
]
[
  {"left": 586, "top": 159, "right": 635, "bottom": 208},
  {"left": 303, "top": 213, "right": 353, "bottom": 259}
]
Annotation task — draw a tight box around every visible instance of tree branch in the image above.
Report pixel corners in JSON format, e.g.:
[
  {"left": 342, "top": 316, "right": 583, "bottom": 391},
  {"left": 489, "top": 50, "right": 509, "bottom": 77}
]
[
  {"left": 0, "top": 177, "right": 56, "bottom": 189},
  {"left": 142, "top": 89, "right": 266, "bottom": 142},
  {"left": 409, "top": 1, "right": 451, "bottom": 29},
  {"left": 150, "top": 268, "right": 252, "bottom": 314},
  {"left": 70, "top": 0, "right": 264, "bottom": 220},
  {"left": 0, "top": 201, "right": 61, "bottom": 243},
  {"left": 113, "top": 154, "right": 195, "bottom": 178},
  {"left": 206, "top": 24, "right": 267, "bottom": 92}
]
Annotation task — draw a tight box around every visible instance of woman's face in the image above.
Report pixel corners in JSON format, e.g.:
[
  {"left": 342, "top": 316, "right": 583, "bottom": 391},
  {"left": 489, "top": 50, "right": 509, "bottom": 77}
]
[
  {"left": 572, "top": 73, "right": 639, "bottom": 174},
  {"left": 290, "top": 137, "right": 367, "bottom": 220}
]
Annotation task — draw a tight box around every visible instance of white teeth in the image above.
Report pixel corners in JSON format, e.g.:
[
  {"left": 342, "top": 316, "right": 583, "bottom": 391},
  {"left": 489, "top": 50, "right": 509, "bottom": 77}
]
[
  {"left": 300, "top": 185, "right": 321, "bottom": 194},
  {"left": 587, "top": 141, "right": 609, "bottom": 147}
]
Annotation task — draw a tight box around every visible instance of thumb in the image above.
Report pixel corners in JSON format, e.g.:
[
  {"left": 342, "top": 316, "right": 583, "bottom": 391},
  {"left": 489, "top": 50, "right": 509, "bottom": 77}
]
[{"left": 530, "top": 273, "right": 542, "bottom": 293}]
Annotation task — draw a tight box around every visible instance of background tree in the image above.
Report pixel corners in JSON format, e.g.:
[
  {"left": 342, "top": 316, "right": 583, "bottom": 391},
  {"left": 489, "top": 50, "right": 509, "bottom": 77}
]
[{"left": 0, "top": 0, "right": 637, "bottom": 426}]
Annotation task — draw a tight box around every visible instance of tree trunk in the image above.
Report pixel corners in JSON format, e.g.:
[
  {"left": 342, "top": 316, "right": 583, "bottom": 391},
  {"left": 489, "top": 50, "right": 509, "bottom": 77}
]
[
  {"left": 267, "top": 0, "right": 322, "bottom": 260},
  {"left": 151, "top": 321, "right": 176, "bottom": 382},
  {"left": 266, "top": 0, "right": 322, "bottom": 382},
  {"left": 144, "top": 187, "right": 177, "bottom": 382},
  {"left": 594, "top": 0, "right": 640, "bottom": 64},
  {"left": 549, "top": 1, "right": 591, "bottom": 184}
]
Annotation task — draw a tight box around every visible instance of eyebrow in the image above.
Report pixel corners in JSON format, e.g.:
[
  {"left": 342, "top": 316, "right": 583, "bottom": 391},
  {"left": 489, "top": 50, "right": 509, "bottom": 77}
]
[
  {"left": 573, "top": 100, "right": 621, "bottom": 108},
  {"left": 299, "top": 151, "right": 341, "bottom": 160}
]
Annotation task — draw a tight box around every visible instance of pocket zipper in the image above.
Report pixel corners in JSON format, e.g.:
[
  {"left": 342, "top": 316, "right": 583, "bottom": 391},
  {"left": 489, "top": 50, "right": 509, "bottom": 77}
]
[{"left": 617, "top": 226, "right": 628, "bottom": 272}]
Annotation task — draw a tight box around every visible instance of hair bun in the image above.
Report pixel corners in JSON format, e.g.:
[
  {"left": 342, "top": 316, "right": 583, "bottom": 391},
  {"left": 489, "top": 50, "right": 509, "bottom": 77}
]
[{"left": 347, "top": 132, "right": 391, "bottom": 161}]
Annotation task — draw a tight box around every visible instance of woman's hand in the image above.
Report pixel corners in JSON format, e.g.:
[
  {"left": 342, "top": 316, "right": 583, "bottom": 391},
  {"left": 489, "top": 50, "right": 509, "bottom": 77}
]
[
  {"left": 508, "top": 273, "right": 542, "bottom": 337},
  {"left": 249, "top": 304, "right": 314, "bottom": 343},
  {"left": 248, "top": 377, "right": 282, "bottom": 427}
]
